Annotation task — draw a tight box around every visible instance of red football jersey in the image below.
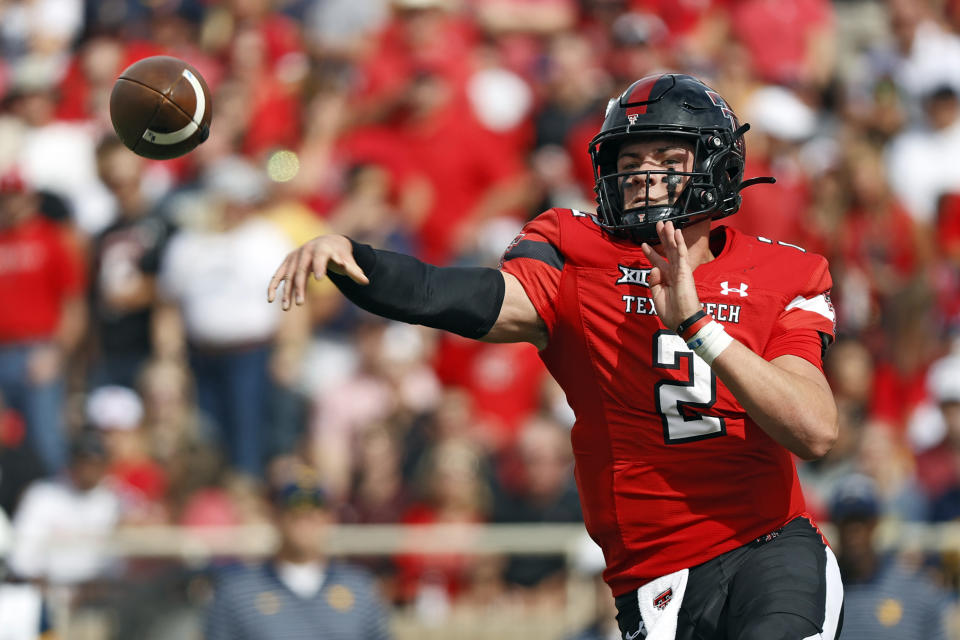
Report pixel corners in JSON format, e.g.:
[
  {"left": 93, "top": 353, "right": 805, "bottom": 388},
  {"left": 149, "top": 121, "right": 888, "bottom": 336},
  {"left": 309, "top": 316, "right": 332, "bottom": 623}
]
[{"left": 500, "top": 208, "right": 836, "bottom": 595}]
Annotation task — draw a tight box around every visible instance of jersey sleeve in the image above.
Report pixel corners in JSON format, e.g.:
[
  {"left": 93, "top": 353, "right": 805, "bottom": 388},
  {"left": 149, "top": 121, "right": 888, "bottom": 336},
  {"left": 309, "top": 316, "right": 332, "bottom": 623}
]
[
  {"left": 763, "top": 254, "right": 836, "bottom": 369},
  {"left": 499, "top": 209, "right": 564, "bottom": 335}
]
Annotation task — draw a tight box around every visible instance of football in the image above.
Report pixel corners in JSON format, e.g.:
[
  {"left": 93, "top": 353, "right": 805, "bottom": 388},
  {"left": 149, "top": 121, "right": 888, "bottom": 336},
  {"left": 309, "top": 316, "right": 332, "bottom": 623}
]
[{"left": 109, "top": 56, "right": 212, "bottom": 160}]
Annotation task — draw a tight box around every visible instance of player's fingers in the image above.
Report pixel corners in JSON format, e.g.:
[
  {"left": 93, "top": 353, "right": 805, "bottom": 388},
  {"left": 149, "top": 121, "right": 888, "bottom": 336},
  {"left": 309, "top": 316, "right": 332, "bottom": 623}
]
[
  {"left": 655, "top": 222, "right": 675, "bottom": 262},
  {"left": 331, "top": 253, "right": 370, "bottom": 285},
  {"left": 267, "top": 256, "right": 292, "bottom": 303},
  {"left": 311, "top": 245, "right": 333, "bottom": 281},
  {"left": 279, "top": 255, "right": 296, "bottom": 310},
  {"left": 279, "top": 257, "right": 299, "bottom": 308},
  {"left": 655, "top": 221, "right": 667, "bottom": 246},
  {"left": 641, "top": 242, "right": 669, "bottom": 273},
  {"left": 674, "top": 227, "right": 688, "bottom": 261},
  {"left": 646, "top": 265, "right": 663, "bottom": 287},
  {"left": 289, "top": 249, "right": 313, "bottom": 309}
]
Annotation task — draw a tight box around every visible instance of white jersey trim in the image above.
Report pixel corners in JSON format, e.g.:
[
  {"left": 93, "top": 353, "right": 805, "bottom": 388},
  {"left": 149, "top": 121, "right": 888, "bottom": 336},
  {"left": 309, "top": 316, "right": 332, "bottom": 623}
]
[
  {"left": 784, "top": 294, "right": 835, "bottom": 323},
  {"left": 799, "top": 545, "right": 843, "bottom": 640},
  {"left": 820, "top": 545, "right": 844, "bottom": 640}
]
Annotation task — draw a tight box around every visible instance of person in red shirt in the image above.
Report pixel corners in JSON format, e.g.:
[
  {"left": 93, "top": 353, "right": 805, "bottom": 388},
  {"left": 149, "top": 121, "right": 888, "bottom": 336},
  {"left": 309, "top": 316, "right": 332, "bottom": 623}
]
[
  {"left": 432, "top": 334, "right": 546, "bottom": 450},
  {"left": 269, "top": 74, "right": 843, "bottom": 639},
  {"left": 0, "top": 171, "right": 86, "bottom": 474}
]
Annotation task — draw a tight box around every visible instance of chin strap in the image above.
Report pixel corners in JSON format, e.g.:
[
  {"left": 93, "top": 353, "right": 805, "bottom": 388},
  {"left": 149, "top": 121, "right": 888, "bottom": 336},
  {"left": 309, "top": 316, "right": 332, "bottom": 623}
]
[
  {"left": 738, "top": 176, "right": 776, "bottom": 191},
  {"left": 731, "top": 123, "right": 776, "bottom": 192}
]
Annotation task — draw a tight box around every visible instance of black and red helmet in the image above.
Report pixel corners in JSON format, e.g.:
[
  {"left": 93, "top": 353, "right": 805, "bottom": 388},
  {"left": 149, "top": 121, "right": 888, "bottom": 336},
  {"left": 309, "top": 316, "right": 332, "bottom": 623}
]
[{"left": 589, "top": 73, "right": 773, "bottom": 243}]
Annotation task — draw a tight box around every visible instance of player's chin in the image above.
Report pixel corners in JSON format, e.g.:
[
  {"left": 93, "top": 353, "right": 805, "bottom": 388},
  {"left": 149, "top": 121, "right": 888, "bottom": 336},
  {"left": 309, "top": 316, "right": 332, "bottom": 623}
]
[{"left": 625, "top": 200, "right": 671, "bottom": 215}]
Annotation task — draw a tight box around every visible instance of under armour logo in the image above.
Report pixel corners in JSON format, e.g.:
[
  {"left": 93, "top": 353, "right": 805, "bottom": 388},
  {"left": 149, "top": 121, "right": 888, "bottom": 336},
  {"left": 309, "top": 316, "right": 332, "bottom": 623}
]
[
  {"left": 617, "top": 265, "right": 651, "bottom": 286},
  {"left": 720, "top": 281, "right": 748, "bottom": 297}
]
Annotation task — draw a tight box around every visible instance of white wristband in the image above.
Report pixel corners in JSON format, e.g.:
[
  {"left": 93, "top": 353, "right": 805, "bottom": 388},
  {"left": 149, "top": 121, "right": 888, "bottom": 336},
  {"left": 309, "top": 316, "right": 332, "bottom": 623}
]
[{"left": 685, "top": 320, "right": 733, "bottom": 365}]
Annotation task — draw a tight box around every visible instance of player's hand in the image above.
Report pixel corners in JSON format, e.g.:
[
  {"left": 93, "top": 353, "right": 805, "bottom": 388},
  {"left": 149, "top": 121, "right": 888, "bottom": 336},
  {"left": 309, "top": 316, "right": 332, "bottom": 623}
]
[
  {"left": 640, "top": 221, "right": 702, "bottom": 331},
  {"left": 267, "top": 234, "right": 369, "bottom": 310}
]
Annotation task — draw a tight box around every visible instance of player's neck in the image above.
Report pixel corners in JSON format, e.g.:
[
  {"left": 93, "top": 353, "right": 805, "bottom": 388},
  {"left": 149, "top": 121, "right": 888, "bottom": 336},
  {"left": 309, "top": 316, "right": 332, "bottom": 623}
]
[{"left": 683, "top": 220, "right": 716, "bottom": 268}]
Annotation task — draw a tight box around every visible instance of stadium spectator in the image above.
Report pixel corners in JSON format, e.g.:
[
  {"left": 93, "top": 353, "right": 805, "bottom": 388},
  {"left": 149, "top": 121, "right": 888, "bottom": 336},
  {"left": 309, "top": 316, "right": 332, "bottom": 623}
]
[
  {"left": 852, "top": 423, "right": 928, "bottom": 522},
  {"left": 395, "top": 438, "right": 491, "bottom": 608},
  {"left": 830, "top": 140, "right": 929, "bottom": 337},
  {"left": 910, "top": 353, "right": 960, "bottom": 518},
  {"left": 825, "top": 338, "right": 873, "bottom": 440},
  {"left": 0, "top": 0, "right": 84, "bottom": 69},
  {"left": 886, "top": 85, "right": 960, "bottom": 226},
  {"left": 156, "top": 156, "right": 293, "bottom": 477},
  {"left": 135, "top": 358, "right": 217, "bottom": 477},
  {"left": 841, "top": 140, "right": 927, "bottom": 282},
  {"left": 534, "top": 32, "right": 609, "bottom": 152},
  {"left": 5, "top": 66, "right": 114, "bottom": 236},
  {"left": 7, "top": 430, "right": 120, "bottom": 585},
  {"left": 0, "top": 170, "right": 85, "bottom": 474},
  {"left": 343, "top": 423, "right": 410, "bottom": 526},
  {"left": 88, "top": 137, "right": 176, "bottom": 389},
  {"left": 55, "top": 35, "right": 151, "bottom": 126},
  {"left": 304, "top": 0, "right": 389, "bottom": 58},
  {"left": 204, "top": 476, "right": 392, "bottom": 640},
  {"left": 432, "top": 335, "right": 546, "bottom": 451},
  {"left": 727, "top": 0, "right": 836, "bottom": 89},
  {"left": 310, "top": 319, "right": 439, "bottom": 500},
  {"left": 728, "top": 85, "right": 816, "bottom": 244},
  {"left": 873, "top": 0, "right": 960, "bottom": 107},
  {"left": 867, "top": 289, "right": 940, "bottom": 431},
  {"left": 85, "top": 385, "right": 168, "bottom": 524},
  {"left": 493, "top": 416, "right": 581, "bottom": 593},
  {"left": 830, "top": 473, "right": 950, "bottom": 640}
]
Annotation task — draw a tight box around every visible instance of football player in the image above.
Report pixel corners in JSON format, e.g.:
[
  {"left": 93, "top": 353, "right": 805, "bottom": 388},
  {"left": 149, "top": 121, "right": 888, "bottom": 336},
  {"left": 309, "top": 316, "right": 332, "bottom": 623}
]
[{"left": 268, "top": 73, "right": 844, "bottom": 640}]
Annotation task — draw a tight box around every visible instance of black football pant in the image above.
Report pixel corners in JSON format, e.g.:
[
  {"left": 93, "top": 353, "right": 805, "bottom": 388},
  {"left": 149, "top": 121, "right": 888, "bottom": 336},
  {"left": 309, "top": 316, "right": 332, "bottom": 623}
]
[{"left": 615, "top": 516, "right": 844, "bottom": 640}]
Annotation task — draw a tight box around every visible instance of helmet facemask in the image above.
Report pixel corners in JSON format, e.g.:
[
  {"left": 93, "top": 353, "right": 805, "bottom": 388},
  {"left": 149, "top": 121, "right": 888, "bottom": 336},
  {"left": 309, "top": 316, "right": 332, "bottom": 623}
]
[{"left": 591, "top": 129, "right": 743, "bottom": 244}]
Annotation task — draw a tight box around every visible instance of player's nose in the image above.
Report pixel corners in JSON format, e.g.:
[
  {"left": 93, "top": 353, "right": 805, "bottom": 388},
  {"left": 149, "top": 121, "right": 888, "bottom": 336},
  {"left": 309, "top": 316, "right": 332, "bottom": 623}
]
[{"left": 625, "top": 171, "right": 655, "bottom": 186}]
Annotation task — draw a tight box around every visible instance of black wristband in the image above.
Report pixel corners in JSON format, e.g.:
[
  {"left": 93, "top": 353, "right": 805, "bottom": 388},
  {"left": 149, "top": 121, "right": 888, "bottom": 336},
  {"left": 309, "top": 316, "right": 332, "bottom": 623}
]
[
  {"left": 327, "top": 239, "right": 505, "bottom": 340},
  {"left": 675, "top": 310, "right": 707, "bottom": 336}
]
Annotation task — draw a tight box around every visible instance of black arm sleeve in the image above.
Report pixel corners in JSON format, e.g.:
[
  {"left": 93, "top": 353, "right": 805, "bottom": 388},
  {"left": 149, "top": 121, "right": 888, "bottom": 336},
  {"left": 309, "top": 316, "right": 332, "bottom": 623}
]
[{"left": 326, "top": 239, "right": 506, "bottom": 340}]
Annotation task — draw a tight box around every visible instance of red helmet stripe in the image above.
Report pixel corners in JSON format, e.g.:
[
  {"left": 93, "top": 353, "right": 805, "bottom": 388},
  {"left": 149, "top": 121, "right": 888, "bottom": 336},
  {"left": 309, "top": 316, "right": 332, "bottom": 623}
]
[{"left": 624, "top": 74, "right": 664, "bottom": 117}]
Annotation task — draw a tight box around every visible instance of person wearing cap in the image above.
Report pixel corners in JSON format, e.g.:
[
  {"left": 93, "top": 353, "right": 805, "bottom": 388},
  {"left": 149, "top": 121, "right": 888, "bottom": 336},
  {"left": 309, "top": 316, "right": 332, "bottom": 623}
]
[
  {"left": 0, "top": 168, "right": 86, "bottom": 475},
  {"left": 725, "top": 85, "right": 816, "bottom": 243},
  {"left": 86, "top": 385, "right": 168, "bottom": 521},
  {"left": 830, "top": 473, "right": 949, "bottom": 640},
  {"left": 155, "top": 156, "right": 294, "bottom": 477},
  {"left": 204, "top": 478, "right": 392, "bottom": 640},
  {"left": 6, "top": 429, "right": 120, "bottom": 586}
]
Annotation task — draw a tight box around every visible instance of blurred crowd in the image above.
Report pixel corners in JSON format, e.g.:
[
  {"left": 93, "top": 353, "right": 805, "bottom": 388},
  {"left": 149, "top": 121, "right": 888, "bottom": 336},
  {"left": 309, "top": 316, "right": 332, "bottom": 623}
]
[{"left": 3, "top": 0, "right": 960, "bottom": 636}]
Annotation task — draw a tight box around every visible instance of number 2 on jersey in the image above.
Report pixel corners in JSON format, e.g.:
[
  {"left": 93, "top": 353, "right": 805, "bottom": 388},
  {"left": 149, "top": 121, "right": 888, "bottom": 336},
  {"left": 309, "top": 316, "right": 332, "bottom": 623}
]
[{"left": 653, "top": 331, "right": 726, "bottom": 444}]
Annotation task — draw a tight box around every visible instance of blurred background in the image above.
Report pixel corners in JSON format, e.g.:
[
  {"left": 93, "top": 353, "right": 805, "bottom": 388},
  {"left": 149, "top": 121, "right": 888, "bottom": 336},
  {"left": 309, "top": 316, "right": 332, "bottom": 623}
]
[{"left": 2, "top": 0, "right": 960, "bottom": 638}]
